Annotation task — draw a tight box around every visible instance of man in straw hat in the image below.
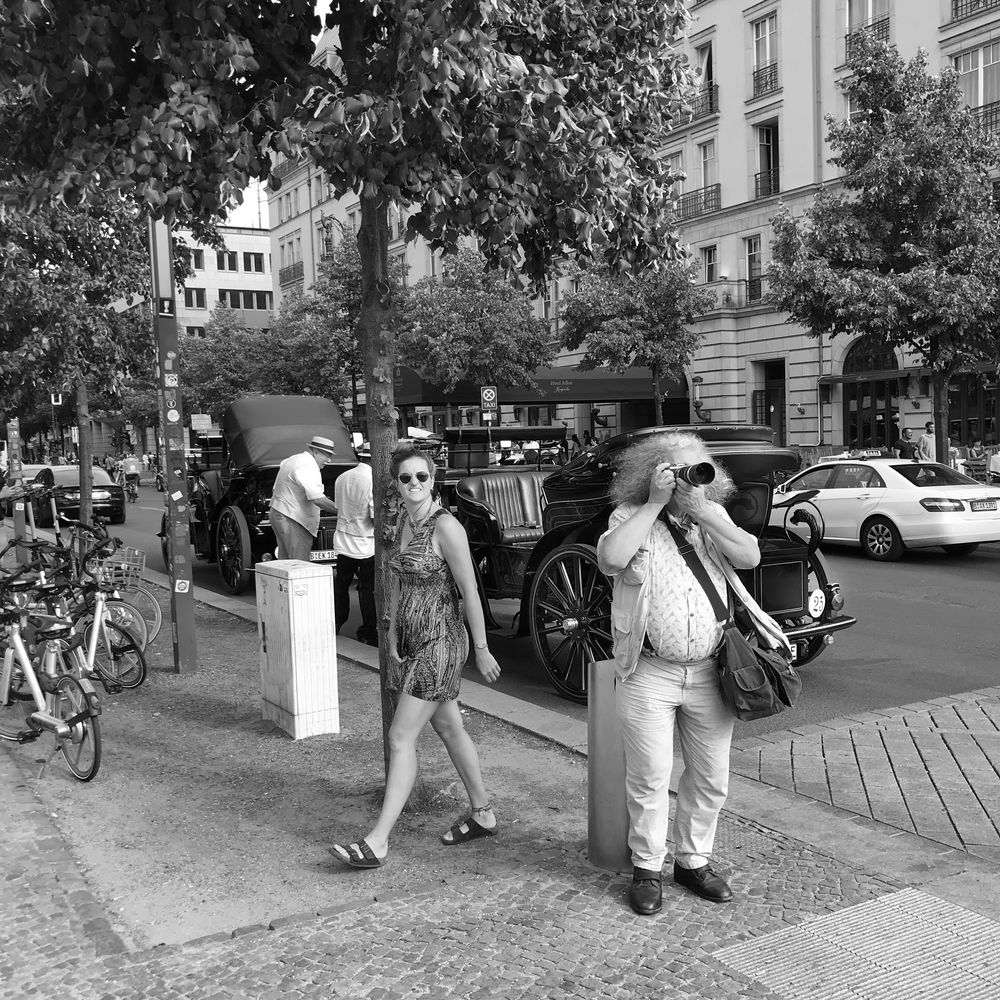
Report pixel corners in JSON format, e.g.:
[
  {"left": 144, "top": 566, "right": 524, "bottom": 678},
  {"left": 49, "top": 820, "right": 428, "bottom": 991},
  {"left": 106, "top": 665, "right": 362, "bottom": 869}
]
[{"left": 269, "top": 435, "right": 339, "bottom": 561}]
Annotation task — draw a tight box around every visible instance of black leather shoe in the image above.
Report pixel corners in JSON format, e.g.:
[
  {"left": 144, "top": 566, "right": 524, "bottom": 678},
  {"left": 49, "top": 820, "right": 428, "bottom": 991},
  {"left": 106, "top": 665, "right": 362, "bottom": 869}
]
[
  {"left": 673, "top": 862, "right": 733, "bottom": 903},
  {"left": 629, "top": 867, "right": 663, "bottom": 915}
]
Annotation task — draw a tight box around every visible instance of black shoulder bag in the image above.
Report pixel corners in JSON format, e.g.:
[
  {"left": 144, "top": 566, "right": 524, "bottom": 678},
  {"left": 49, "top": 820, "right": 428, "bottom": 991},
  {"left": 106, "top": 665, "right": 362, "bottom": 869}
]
[{"left": 663, "top": 519, "right": 801, "bottom": 722}]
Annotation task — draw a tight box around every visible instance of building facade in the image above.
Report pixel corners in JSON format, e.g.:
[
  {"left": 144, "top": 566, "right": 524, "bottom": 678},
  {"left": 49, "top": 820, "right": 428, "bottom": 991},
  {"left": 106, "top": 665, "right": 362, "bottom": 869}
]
[
  {"left": 676, "top": 0, "right": 999, "bottom": 453},
  {"left": 268, "top": 6, "right": 1000, "bottom": 449},
  {"left": 175, "top": 225, "right": 274, "bottom": 339}
]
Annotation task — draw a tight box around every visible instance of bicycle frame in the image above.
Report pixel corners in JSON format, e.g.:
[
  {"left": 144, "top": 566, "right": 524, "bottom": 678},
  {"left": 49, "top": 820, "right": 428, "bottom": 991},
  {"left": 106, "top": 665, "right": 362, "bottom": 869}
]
[{"left": 1, "top": 622, "right": 73, "bottom": 741}]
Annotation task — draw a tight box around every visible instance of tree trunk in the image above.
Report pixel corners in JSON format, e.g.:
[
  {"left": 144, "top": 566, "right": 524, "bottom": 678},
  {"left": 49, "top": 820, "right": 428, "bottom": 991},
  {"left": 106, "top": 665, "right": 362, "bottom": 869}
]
[
  {"left": 932, "top": 370, "right": 951, "bottom": 466},
  {"left": 357, "top": 190, "right": 400, "bottom": 778},
  {"left": 76, "top": 380, "right": 94, "bottom": 559},
  {"left": 651, "top": 366, "right": 663, "bottom": 424}
]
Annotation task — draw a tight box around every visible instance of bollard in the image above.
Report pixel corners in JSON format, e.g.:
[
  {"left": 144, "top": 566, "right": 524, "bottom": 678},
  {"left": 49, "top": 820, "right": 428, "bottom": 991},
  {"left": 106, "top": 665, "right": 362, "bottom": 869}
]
[{"left": 587, "top": 658, "right": 632, "bottom": 873}]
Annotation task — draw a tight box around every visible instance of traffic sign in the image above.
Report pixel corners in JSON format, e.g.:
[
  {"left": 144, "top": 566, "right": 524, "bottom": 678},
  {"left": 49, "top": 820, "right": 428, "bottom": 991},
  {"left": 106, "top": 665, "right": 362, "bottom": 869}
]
[{"left": 480, "top": 385, "right": 499, "bottom": 412}]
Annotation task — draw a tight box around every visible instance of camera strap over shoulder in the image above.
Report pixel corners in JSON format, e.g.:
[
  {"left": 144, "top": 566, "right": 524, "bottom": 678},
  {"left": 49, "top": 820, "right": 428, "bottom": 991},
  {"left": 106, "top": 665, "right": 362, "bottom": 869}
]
[{"left": 663, "top": 518, "right": 730, "bottom": 626}]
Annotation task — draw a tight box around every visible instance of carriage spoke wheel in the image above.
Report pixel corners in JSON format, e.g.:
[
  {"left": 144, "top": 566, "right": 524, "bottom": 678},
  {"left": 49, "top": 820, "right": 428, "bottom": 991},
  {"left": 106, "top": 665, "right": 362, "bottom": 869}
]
[
  {"left": 217, "top": 506, "right": 253, "bottom": 594},
  {"left": 529, "top": 543, "right": 612, "bottom": 704}
]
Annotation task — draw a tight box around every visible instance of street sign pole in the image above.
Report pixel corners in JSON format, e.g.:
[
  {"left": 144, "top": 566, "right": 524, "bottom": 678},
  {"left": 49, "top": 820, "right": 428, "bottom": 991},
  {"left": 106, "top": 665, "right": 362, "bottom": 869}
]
[{"left": 149, "top": 218, "right": 198, "bottom": 673}]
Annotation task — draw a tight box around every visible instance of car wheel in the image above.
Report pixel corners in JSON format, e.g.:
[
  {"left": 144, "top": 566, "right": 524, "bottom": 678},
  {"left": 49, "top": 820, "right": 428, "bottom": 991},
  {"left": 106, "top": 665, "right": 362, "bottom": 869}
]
[
  {"left": 216, "top": 505, "right": 253, "bottom": 594},
  {"left": 860, "top": 516, "right": 904, "bottom": 561},
  {"left": 942, "top": 543, "right": 979, "bottom": 556},
  {"left": 110, "top": 508, "right": 126, "bottom": 525}
]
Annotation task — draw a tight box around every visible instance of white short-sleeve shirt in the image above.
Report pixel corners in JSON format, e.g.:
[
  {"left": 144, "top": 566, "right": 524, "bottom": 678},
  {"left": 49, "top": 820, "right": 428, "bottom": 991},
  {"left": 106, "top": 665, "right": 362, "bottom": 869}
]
[{"left": 270, "top": 451, "right": 326, "bottom": 536}]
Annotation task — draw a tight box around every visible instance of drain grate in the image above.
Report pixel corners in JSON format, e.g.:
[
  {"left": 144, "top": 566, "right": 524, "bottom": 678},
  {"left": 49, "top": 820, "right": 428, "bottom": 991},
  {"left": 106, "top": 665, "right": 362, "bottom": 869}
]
[{"left": 714, "top": 888, "right": 1000, "bottom": 999}]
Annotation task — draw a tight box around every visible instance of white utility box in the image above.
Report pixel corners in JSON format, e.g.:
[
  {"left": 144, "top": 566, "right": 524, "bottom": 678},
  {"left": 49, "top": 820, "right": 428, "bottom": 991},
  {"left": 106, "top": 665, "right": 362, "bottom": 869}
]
[{"left": 255, "top": 559, "right": 339, "bottom": 739}]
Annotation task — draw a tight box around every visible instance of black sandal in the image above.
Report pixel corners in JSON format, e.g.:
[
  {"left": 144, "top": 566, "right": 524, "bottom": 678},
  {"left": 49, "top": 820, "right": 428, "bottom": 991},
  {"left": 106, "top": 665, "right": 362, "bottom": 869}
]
[
  {"left": 328, "top": 838, "right": 384, "bottom": 869},
  {"left": 441, "top": 806, "right": 498, "bottom": 846}
]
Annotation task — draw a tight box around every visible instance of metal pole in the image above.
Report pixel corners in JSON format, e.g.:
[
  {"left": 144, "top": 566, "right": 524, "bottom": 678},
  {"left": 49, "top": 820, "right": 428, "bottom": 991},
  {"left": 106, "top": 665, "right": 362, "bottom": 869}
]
[
  {"left": 586, "top": 658, "right": 632, "bottom": 873},
  {"left": 149, "top": 217, "right": 198, "bottom": 672}
]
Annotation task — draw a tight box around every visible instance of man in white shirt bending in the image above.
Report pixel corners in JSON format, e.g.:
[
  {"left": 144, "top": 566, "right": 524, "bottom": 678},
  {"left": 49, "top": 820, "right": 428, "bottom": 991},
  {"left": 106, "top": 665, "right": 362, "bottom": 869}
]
[
  {"left": 269, "top": 436, "right": 339, "bottom": 560},
  {"left": 333, "top": 452, "right": 376, "bottom": 646}
]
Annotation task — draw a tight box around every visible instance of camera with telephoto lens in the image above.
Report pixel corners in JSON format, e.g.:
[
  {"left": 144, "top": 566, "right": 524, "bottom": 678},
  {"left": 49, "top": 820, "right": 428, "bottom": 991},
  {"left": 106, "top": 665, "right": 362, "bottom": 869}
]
[{"left": 669, "top": 462, "right": 716, "bottom": 486}]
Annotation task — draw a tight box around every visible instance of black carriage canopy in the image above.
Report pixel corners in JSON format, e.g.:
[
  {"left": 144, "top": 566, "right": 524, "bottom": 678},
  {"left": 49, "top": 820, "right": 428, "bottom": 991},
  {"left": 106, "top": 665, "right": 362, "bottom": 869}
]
[
  {"left": 543, "top": 424, "right": 801, "bottom": 497},
  {"left": 221, "top": 395, "right": 358, "bottom": 471}
]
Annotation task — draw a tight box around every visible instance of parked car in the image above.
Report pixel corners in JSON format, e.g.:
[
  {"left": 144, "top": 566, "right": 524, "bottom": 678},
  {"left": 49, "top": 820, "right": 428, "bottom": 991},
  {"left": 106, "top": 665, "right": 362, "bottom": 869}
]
[
  {"left": 163, "top": 394, "right": 358, "bottom": 594},
  {"left": 771, "top": 456, "right": 1000, "bottom": 561},
  {"left": 27, "top": 465, "right": 126, "bottom": 526},
  {"left": 0, "top": 464, "right": 46, "bottom": 517}
]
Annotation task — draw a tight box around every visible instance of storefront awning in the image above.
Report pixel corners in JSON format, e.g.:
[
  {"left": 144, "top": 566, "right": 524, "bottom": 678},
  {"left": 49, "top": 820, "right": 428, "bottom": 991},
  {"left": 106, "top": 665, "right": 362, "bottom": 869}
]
[
  {"left": 817, "top": 366, "right": 928, "bottom": 385},
  {"left": 393, "top": 365, "right": 686, "bottom": 406}
]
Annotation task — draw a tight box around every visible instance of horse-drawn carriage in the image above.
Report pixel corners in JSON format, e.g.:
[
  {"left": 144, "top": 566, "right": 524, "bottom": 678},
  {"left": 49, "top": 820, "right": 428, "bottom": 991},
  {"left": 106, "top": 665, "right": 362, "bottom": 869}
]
[
  {"left": 454, "top": 423, "right": 857, "bottom": 703},
  {"left": 161, "top": 395, "right": 358, "bottom": 593}
]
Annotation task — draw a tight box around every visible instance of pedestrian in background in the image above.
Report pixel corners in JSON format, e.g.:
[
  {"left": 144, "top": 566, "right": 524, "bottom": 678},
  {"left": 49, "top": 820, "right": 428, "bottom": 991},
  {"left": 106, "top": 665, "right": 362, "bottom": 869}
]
[
  {"left": 333, "top": 450, "right": 377, "bottom": 646},
  {"left": 892, "top": 428, "right": 918, "bottom": 460},
  {"left": 329, "top": 444, "right": 500, "bottom": 870},
  {"left": 269, "top": 435, "right": 339, "bottom": 560},
  {"left": 917, "top": 421, "right": 937, "bottom": 462},
  {"left": 597, "top": 431, "right": 763, "bottom": 915}
]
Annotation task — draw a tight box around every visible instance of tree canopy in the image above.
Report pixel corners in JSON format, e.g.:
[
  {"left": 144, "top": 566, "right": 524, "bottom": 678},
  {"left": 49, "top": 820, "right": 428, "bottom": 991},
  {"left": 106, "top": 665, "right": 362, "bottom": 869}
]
[
  {"left": 560, "top": 253, "right": 714, "bottom": 418},
  {"left": 767, "top": 34, "right": 1000, "bottom": 452}
]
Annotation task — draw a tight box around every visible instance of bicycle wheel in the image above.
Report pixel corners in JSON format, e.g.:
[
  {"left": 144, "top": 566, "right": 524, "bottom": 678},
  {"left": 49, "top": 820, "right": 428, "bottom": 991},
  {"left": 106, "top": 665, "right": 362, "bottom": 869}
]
[
  {"left": 53, "top": 674, "right": 101, "bottom": 781},
  {"left": 105, "top": 600, "right": 149, "bottom": 650},
  {"left": 116, "top": 583, "right": 162, "bottom": 644},
  {"left": 86, "top": 620, "right": 147, "bottom": 689}
]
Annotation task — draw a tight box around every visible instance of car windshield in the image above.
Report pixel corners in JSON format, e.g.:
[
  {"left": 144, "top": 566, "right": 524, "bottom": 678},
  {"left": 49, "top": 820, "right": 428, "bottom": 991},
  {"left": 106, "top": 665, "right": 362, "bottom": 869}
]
[{"left": 891, "top": 463, "right": 977, "bottom": 488}]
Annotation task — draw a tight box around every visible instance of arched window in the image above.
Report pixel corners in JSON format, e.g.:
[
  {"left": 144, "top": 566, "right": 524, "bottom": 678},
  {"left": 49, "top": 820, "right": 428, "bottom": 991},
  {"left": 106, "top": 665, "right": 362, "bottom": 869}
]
[{"left": 841, "top": 339, "right": 899, "bottom": 450}]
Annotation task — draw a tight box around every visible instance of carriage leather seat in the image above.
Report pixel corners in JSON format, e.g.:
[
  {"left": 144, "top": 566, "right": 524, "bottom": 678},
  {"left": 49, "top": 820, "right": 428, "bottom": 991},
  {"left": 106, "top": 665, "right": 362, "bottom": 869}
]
[{"left": 457, "top": 471, "right": 548, "bottom": 545}]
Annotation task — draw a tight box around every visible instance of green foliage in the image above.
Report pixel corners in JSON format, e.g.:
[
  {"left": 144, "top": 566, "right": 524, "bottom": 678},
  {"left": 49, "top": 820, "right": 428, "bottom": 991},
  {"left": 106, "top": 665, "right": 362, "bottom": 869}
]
[
  {"left": 304, "top": 1, "right": 696, "bottom": 284},
  {"left": 0, "top": 187, "right": 154, "bottom": 403},
  {"left": 768, "top": 34, "right": 1000, "bottom": 377},
  {"left": 399, "top": 246, "right": 554, "bottom": 392},
  {"left": 560, "top": 253, "right": 713, "bottom": 383},
  {"left": 0, "top": 0, "right": 318, "bottom": 219}
]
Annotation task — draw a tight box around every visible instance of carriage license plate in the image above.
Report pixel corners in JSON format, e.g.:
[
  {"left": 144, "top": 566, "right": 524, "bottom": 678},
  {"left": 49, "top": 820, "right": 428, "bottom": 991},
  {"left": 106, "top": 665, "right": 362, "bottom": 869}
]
[
  {"left": 309, "top": 549, "right": 337, "bottom": 561},
  {"left": 971, "top": 499, "right": 997, "bottom": 511}
]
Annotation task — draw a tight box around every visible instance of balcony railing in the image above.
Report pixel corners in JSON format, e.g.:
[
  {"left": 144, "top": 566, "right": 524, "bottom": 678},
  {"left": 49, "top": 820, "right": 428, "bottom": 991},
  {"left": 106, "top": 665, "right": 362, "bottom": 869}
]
[
  {"left": 973, "top": 100, "right": 1000, "bottom": 134},
  {"left": 689, "top": 83, "right": 719, "bottom": 120},
  {"left": 701, "top": 277, "right": 769, "bottom": 309},
  {"left": 845, "top": 15, "right": 890, "bottom": 62},
  {"left": 677, "top": 183, "right": 721, "bottom": 219},
  {"left": 278, "top": 260, "right": 304, "bottom": 286},
  {"left": 271, "top": 155, "right": 307, "bottom": 181},
  {"left": 752, "top": 62, "right": 779, "bottom": 98},
  {"left": 952, "top": 0, "right": 1000, "bottom": 21},
  {"left": 754, "top": 168, "right": 780, "bottom": 199}
]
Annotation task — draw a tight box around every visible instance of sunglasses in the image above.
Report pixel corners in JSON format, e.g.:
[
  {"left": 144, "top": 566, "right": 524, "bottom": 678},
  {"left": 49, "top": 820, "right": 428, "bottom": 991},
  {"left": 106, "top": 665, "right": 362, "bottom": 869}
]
[{"left": 398, "top": 471, "right": 430, "bottom": 484}]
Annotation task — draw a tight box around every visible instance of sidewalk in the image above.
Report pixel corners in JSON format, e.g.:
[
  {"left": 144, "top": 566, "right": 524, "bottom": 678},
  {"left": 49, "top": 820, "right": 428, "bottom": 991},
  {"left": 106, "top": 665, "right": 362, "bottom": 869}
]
[{"left": 3, "top": 579, "right": 1000, "bottom": 999}]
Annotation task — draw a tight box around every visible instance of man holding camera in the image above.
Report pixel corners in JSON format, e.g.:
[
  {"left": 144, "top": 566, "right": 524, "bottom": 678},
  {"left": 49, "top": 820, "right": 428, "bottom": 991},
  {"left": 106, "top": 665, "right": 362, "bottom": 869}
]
[{"left": 597, "top": 431, "right": 761, "bottom": 916}]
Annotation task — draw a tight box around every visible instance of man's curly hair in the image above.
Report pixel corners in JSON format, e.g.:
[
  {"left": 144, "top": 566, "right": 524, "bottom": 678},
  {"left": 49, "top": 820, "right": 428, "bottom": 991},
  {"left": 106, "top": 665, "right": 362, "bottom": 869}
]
[{"left": 610, "top": 432, "right": 735, "bottom": 507}]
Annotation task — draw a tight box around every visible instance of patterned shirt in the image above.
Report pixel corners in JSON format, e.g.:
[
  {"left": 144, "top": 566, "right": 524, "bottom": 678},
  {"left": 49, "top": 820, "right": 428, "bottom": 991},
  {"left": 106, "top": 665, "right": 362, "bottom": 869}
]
[{"left": 606, "top": 503, "right": 729, "bottom": 662}]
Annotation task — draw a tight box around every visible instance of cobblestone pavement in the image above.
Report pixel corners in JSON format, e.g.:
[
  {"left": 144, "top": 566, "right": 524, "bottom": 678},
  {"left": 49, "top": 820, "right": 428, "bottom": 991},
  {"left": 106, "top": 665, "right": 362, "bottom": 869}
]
[
  {"left": 731, "top": 688, "right": 1000, "bottom": 862},
  {"left": 3, "top": 735, "right": 901, "bottom": 1000}
]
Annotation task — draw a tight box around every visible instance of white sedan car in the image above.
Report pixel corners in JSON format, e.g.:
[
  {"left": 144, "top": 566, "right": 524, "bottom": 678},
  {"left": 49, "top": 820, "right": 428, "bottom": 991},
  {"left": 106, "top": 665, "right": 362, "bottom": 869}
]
[{"left": 771, "top": 457, "right": 1000, "bottom": 561}]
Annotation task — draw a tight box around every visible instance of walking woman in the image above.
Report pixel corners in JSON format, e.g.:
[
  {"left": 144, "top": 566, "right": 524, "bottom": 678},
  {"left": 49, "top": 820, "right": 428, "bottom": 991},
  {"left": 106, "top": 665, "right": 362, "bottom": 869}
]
[{"left": 329, "top": 444, "right": 501, "bottom": 869}]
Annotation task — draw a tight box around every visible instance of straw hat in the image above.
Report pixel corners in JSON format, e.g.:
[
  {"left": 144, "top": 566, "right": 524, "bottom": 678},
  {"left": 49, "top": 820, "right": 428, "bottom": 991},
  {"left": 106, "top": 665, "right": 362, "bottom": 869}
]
[{"left": 309, "top": 435, "right": 337, "bottom": 455}]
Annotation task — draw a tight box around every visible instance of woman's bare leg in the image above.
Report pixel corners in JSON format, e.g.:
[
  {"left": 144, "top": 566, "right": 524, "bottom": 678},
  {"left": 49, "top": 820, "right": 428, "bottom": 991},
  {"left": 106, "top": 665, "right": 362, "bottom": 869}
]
[{"left": 431, "top": 699, "right": 496, "bottom": 840}]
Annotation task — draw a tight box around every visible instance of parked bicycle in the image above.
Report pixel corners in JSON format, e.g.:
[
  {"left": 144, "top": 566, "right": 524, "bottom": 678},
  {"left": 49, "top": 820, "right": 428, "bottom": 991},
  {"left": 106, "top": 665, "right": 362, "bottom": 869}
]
[{"left": 0, "top": 555, "right": 103, "bottom": 781}]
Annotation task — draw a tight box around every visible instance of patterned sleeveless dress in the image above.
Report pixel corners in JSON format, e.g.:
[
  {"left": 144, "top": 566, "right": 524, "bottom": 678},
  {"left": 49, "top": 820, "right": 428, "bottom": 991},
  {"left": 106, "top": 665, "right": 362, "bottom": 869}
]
[{"left": 388, "top": 507, "right": 469, "bottom": 702}]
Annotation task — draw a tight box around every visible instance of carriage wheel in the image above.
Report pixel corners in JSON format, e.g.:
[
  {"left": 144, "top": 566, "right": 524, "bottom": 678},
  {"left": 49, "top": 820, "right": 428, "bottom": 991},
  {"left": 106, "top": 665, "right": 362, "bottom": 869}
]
[
  {"left": 217, "top": 506, "right": 253, "bottom": 594},
  {"left": 529, "top": 543, "right": 612, "bottom": 704}
]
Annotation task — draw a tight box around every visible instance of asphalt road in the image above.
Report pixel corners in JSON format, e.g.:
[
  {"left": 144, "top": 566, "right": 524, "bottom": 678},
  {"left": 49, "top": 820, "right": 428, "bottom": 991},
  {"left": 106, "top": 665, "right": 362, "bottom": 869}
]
[{"left": 113, "top": 485, "right": 998, "bottom": 737}]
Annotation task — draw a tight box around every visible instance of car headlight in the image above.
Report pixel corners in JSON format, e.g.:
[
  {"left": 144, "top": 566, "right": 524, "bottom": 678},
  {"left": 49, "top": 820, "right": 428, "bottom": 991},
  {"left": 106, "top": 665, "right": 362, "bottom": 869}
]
[{"left": 920, "top": 498, "right": 964, "bottom": 512}]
